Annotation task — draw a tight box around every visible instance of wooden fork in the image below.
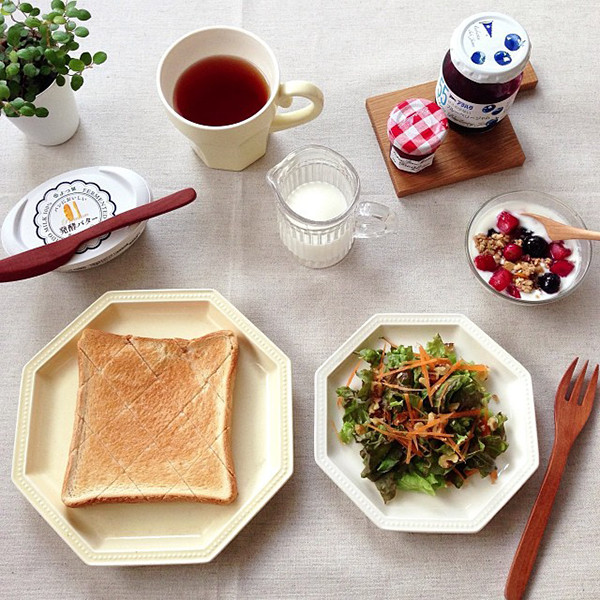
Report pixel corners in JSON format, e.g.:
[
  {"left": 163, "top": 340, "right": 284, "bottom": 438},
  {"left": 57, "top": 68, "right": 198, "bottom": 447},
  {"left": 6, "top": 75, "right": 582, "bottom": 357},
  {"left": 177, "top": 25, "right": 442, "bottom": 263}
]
[
  {"left": 505, "top": 358, "right": 599, "bottom": 600},
  {"left": 522, "top": 212, "right": 600, "bottom": 242}
]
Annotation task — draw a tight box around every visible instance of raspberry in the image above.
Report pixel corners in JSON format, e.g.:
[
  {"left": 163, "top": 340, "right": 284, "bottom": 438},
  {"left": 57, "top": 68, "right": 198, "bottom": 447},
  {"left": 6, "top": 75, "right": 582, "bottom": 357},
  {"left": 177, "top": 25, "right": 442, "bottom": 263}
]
[
  {"left": 549, "top": 242, "right": 572, "bottom": 261},
  {"left": 489, "top": 268, "right": 513, "bottom": 292},
  {"left": 496, "top": 211, "right": 520, "bottom": 234},
  {"left": 474, "top": 254, "right": 497, "bottom": 271},
  {"left": 550, "top": 260, "right": 575, "bottom": 277},
  {"left": 506, "top": 284, "right": 522, "bottom": 299},
  {"left": 503, "top": 243, "right": 523, "bottom": 261}
]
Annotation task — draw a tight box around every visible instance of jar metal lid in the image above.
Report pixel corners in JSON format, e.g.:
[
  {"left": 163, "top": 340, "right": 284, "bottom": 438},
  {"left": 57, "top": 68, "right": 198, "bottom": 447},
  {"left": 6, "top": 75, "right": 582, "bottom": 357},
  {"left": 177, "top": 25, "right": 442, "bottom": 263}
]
[
  {"left": 449, "top": 12, "right": 531, "bottom": 84},
  {"left": 387, "top": 98, "right": 448, "bottom": 157},
  {"left": 1, "top": 166, "right": 151, "bottom": 272}
]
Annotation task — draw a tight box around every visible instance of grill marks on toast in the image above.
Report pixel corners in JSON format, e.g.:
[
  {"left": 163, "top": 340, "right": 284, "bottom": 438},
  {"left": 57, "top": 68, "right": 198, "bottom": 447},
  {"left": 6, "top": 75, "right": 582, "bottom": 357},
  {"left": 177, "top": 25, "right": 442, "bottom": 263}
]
[{"left": 62, "top": 329, "right": 238, "bottom": 506}]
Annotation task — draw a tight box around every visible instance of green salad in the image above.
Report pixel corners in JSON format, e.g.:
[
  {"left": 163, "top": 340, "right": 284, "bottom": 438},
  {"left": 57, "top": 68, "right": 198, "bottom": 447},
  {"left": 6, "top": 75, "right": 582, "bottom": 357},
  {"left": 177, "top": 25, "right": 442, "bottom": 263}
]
[{"left": 336, "top": 334, "right": 508, "bottom": 503}]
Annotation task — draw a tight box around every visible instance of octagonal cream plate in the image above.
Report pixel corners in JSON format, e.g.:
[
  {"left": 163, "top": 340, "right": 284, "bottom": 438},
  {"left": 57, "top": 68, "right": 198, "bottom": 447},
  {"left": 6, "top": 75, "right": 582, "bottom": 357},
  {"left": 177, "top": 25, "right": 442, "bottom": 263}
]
[
  {"left": 314, "top": 313, "right": 538, "bottom": 533},
  {"left": 12, "top": 289, "right": 293, "bottom": 565}
]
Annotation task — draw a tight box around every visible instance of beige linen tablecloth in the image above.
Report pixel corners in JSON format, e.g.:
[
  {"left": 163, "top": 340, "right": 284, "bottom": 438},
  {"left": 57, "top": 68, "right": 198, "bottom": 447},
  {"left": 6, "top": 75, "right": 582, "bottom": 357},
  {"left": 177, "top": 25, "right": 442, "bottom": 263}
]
[{"left": 1, "top": 1, "right": 599, "bottom": 598}]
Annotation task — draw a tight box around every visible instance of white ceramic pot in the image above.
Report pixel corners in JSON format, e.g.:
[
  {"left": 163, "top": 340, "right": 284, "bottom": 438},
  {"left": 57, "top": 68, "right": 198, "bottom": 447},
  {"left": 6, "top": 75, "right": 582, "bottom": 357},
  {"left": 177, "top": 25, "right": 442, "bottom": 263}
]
[{"left": 8, "top": 79, "right": 80, "bottom": 145}]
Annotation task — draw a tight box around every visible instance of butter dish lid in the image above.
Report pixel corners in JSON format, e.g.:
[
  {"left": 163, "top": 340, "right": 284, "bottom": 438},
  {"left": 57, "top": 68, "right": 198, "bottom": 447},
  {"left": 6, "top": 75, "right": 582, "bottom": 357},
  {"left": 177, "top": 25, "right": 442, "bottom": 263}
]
[
  {"left": 450, "top": 12, "right": 531, "bottom": 84},
  {"left": 1, "top": 166, "right": 151, "bottom": 272}
]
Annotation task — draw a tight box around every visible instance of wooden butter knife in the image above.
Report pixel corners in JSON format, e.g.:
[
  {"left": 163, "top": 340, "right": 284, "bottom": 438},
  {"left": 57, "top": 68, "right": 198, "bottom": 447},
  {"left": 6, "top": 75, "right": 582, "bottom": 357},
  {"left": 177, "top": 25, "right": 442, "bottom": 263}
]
[{"left": 0, "top": 187, "right": 196, "bottom": 283}]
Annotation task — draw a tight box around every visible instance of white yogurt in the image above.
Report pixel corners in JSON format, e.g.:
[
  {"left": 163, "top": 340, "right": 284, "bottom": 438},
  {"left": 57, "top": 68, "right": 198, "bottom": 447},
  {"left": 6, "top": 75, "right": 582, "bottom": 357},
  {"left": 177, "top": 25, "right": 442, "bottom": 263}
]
[{"left": 469, "top": 200, "right": 582, "bottom": 302}]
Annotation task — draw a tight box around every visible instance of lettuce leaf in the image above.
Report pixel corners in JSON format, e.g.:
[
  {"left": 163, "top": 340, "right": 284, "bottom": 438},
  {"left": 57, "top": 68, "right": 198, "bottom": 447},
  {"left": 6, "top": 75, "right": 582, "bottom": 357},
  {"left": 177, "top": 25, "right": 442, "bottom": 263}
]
[
  {"left": 386, "top": 344, "right": 415, "bottom": 369},
  {"left": 339, "top": 421, "right": 355, "bottom": 444},
  {"left": 426, "top": 334, "right": 457, "bottom": 363},
  {"left": 357, "top": 348, "right": 382, "bottom": 366},
  {"left": 397, "top": 471, "right": 444, "bottom": 496}
]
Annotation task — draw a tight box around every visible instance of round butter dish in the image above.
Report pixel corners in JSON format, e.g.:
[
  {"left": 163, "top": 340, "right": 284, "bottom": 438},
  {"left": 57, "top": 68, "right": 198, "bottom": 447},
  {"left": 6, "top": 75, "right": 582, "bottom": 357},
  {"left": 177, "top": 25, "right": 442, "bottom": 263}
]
[{"left": 1, "top": 166, "right": 151, "bottom": 272}]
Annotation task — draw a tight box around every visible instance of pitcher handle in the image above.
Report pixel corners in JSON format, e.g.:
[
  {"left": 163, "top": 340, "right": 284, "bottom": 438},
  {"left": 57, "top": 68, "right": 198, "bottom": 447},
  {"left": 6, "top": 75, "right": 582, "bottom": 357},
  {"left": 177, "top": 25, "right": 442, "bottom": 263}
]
[
  {"left": 354, "top": 201, "right": 398, "bottom": 239},
  {"left": 270, "top": 81, "right": 324, "bottom": 132}
]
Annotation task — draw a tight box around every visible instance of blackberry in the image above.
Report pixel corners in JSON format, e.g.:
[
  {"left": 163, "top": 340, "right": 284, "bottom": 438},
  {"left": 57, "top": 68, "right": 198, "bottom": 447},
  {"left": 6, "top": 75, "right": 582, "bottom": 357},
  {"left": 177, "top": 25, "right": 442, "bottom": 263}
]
[
  {"left": 487, "top": 228, "right": 498, "bottom": 237},
  {"left": 538, "top": 273, "right": 561, "bottom": 294},
  {"left": 515, "top": 227, "right": 533, "bottom": 240},
  {"left": 523, "top": 235, "right": 549, "bottom": 258}
]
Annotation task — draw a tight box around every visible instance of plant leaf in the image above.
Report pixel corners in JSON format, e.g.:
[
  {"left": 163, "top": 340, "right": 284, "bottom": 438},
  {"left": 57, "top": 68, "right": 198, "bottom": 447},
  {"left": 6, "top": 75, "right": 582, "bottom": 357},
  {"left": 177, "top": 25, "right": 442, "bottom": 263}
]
[
  {"left": 92, "top": 51, "right": 107, "bottom": 65},
  {"left": 68, "top": 58, "right": 85, "bottom": 71},
  {"left": 35, "top": 106, "right": 49, "bottom": 117},
  {"left": 51, "top": 30, "right": 70, "bottom": 43},
  {"left": 73, "top": 26, "right": 88, "bottom": 37},
  {"left": 70, "top": 73, "right": 83, "bottom": 90},
  {"left": 19, "top": 105, "right": 35, "bottom": 116}
]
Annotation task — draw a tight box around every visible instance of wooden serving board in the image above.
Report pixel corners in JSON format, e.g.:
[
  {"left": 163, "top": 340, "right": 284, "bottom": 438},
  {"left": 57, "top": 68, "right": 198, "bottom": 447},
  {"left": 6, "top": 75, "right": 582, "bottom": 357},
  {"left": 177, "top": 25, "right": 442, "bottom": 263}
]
[{"left": 365, "top": 62, "right": 538, "bottom": 198}]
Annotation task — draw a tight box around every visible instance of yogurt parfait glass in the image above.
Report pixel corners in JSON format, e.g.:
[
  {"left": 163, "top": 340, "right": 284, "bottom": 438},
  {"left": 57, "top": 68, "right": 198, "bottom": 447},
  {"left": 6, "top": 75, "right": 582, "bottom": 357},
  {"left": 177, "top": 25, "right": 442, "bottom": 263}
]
[
  {"left": 466, "top": 191, "right": 592, "bottom": 304},
  {"left": 267, "top": 145, "right": 397, "bottom": 268}
]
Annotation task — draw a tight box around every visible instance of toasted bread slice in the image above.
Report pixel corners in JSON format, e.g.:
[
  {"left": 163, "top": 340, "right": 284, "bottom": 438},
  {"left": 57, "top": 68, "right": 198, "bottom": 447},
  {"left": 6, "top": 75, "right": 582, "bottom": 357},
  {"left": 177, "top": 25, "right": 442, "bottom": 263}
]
[{"left": 62, "top": 329, "right": 238, "bottom": 507}]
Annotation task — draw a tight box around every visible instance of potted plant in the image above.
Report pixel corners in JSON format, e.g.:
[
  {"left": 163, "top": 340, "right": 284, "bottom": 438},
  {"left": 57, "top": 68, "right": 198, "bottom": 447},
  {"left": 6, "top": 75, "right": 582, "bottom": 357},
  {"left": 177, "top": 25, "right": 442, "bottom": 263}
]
[{"left": 0, "top": 0, "right": 106, "bottom": 145}]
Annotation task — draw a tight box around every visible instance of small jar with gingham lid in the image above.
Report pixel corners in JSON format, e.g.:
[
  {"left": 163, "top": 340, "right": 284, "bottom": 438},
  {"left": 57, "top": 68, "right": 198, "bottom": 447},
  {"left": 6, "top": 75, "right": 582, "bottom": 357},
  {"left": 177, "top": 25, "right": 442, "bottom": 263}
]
[{"left": 387, "top": 98, "right": 448, "bottom": 173}]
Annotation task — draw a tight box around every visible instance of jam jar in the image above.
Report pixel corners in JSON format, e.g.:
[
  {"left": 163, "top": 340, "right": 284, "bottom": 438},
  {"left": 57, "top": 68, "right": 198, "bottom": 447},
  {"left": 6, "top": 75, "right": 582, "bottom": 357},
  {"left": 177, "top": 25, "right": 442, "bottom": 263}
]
[
  {"left": 387, "top": 98, "right": 448, "bottom": 173},
  {"left": 435, "top": 12, "right": 531, "bottom": 133}
]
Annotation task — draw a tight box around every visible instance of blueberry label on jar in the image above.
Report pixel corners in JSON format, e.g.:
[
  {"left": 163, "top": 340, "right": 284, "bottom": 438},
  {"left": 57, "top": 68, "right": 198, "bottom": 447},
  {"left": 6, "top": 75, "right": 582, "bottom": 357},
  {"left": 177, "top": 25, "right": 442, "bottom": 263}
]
[
  {"left": 494, "top": 51, "right": 512, "bottom": 65},
  {"left": 505, "top": 33, "right": 523, "bottom": 51},
  {"left": 435, "top": 72, "right": 519, "bottom": 128},
  {"left": 471, "top": 51, "right": 486, "bottom": 64}
]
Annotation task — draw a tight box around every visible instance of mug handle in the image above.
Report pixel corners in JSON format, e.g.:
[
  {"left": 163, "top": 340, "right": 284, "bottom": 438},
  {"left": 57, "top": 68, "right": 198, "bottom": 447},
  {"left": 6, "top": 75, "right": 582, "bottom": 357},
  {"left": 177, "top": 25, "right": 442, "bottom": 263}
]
[
  {"left": 354, "top": 201, "right": 398, "bottom": 239},
  {"left": 270, "top": 81, "right": 324, "bottom": 132}
]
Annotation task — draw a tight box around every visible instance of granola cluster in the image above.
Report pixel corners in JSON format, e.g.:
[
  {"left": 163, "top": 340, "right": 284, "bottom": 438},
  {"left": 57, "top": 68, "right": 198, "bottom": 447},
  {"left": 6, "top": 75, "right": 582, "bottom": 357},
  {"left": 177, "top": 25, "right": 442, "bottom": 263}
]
[
  {"left": 474, "top": 232, "right": 510, "bottom": 259},
  {"left": 473, "top": 230, "right": 552, "bottom": 295}
]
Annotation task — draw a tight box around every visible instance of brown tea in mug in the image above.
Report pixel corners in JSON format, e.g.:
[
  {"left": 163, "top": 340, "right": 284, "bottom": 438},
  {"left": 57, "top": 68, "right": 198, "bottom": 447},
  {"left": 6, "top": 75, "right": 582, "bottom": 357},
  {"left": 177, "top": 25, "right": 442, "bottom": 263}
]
[{"left": 173, "top": 55, "right": 270, "bottom": 127}]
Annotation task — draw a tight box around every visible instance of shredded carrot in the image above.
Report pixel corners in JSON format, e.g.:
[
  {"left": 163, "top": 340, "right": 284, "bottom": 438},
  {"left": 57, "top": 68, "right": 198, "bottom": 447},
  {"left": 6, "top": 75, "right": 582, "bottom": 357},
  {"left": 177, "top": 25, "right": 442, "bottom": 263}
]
[
  {"left": 445, "top": 437, "right": 465, "bottom": 460},
  {"left": 459, "top": 420, "right": 477, "bottom": 455},
  {"left": 428, "top": 361, "right": 489, "bottom": 397},
  {"left": 380, "top": 381, "right": 424, "bottom": 392},
  {"left": 414, "top": 409, "right": 481, "bottom": 432},
  {"left": 453, "top": 467, "right": 466, "bottom": 482},
  {"left": 418, "top": 346, "right": 432, "bottom": 403},
  {"left": 346, "top": 360, "right": 362, "bottom": 387},
  {"left": 331, "top": 419, "right": 343, "bottom": 442},
  {"left": 404, "top": 392, "right": 413, "bottom": 421},
  {"left": 464, "top": 469, "right": 479, "bottom": 478},
  {"left": 378, "top": 359, "right": 447, "bottom": 380},
  {"left": 490, "top": 469, "right": 498, "bottom": 483}
]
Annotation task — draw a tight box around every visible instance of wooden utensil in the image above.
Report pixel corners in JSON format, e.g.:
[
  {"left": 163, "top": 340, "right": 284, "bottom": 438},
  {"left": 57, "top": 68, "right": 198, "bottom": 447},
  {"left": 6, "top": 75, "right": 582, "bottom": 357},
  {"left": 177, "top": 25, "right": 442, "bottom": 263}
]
[
  {"left": 522, "top": 212, "right": 600, "bottom": 242},
  {"left": 0, "top": 187, "right": 196, "bottom": 283},
  {"left": 505, "top": 358, "right": 599, "bottom": 600}
]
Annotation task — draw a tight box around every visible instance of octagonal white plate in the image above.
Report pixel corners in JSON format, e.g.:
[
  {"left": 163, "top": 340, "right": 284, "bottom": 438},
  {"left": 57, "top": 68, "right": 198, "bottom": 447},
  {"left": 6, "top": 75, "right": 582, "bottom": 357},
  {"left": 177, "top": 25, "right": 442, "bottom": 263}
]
[
  {"left": 12, "top": 289, "right": 293, "bottom": 565},
  {"left": 314, "top": 313, "right": 538, "bottom": 533}
]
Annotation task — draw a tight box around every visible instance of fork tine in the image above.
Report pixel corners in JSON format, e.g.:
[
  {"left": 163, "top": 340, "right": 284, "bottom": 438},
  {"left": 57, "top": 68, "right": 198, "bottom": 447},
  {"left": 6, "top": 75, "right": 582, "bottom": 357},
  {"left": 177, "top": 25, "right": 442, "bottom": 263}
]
[
  {"left": 580, "top": 365, "right": 599, "bottom": 406},
  {"left": 568, "top": 360, "right": 589, "bottom": 403},
  {"left": 557, "top": 358, "right": 578, "bottom": 400}
]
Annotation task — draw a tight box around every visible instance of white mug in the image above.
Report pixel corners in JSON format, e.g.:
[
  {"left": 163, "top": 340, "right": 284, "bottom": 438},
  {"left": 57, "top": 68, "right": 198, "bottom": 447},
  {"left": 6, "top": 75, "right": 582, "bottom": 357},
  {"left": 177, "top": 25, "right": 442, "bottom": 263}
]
[{"left": 156, "top": 27, "right": 324, "bottom": 171}]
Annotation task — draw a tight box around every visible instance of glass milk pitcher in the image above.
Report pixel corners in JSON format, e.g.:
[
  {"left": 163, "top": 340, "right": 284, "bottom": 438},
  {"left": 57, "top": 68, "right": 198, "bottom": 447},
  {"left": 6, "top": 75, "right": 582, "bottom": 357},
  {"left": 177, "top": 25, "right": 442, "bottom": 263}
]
[{"left": 267, "top": 146, "right": 397, "bottom": 268}]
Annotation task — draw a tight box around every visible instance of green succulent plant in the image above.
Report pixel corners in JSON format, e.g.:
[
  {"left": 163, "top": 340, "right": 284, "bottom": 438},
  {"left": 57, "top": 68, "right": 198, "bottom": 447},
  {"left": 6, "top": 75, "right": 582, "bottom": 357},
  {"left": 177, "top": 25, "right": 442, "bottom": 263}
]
[{"left": 0, "top": 0, "right": 106, "bottom": 117}]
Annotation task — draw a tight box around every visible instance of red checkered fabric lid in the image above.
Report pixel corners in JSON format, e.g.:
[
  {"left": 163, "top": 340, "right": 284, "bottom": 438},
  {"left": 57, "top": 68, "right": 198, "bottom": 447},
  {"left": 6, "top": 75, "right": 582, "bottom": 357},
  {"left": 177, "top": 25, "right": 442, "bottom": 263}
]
[{"left": 387, "top": 98, "right": 448, "bottom": 157}]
